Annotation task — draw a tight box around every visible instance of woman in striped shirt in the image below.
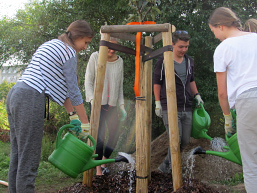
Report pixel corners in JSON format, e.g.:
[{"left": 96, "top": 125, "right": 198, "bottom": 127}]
[{"left": 6, "top": 20, "right": 94, "bottom": 193}]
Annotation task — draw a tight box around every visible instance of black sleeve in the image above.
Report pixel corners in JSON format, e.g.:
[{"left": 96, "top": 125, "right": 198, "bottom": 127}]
[
  {"left": 187, "top": 55, "right": 195, "bottom": 82},
  {"left": 153, "top": 56, "right": 164, "bottom": 85}
]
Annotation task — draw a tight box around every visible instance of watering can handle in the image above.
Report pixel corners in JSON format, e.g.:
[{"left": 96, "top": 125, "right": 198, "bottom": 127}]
[
  {"left": 200, "top": 102, "right": 204, "bottom": 110},
  {"left": 230, "top": 109, "right": 237, "bottom": 120},
  {"left": 86, "top": 135, "right": 97, "bottom": 150},
  {"left": 56, "top": 125, "right": 97, "bottom": 150},
  {"left": 56, "top": 124, "right": 75, "bottom": 148}
]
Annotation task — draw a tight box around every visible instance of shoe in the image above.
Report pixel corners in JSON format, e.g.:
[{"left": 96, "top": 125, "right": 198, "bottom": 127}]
[
  {"left": 158, "top": 163, "right": 172, "bottom": 174},
  {"left": 101, "top": 167, "right": 110, "bottom": 175},
  {"left": 158, "top": 165, "right": 166, "bottom": 173}
]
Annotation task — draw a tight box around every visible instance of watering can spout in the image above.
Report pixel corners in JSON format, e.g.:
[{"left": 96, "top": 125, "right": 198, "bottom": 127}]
[
  {"left": 82, "top": 157, "right": 116, "bottom": 172},
  {"left": 193, "top": 146, "right": 206, "bottom": 155},
  {"left": 193, "top": 146, "right": 241, "bottom": 165},
  {"left": 82, "top": 155, "right": 129, "bottom": 172},
  {"left": 205, "top": 149, "right": 242, "bottom": 165},
  {"left": 115, "top": 155, "right": 129, "bottom": 163},
  {"left": 193, "top": 134, "right": 242, "bottom": 165}
]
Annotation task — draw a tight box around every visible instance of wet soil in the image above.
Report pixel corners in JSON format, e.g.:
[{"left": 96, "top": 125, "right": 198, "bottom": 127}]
[
  {"left": 57, "top": 171, "right": 219, "bottom": 193},
  {"left": 58, "top": 132, "right": 246, "bottom": 193}
]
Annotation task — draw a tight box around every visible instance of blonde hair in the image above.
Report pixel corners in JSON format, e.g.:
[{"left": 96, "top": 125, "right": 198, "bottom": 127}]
[
  {"left": 58, "top": 20, "right": 94, "bottom": 50},
  {"left": 244, "top": 18, "right": 257, "bottom": 32},
  {"left": 209, "top": 7, "right": 242, "bottom": 30}
]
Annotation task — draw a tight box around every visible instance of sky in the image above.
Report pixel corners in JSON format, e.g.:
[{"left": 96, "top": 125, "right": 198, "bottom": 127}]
[
  {"left": 0, "top": 0, "right": 29, "bottom": 19},
  {"left": 1, "top": 0, "right": 30, "bottom": 66}
]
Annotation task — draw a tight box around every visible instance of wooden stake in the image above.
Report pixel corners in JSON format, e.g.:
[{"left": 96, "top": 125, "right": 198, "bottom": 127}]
[
  {"left": 144, "top": 36, "right": 153, "bottom": 182},
  {"left": 162, "top": 24, "right": 183, "bottom": 191},
  {"left": 135, "top": 55, "right": 149, "bottom": 193},
  {"left": 153, "top": 25, "right": 176, "bottom": 44},
  {"left": 110, "top": 32, "right": 136, "bottom": 42},
  {"left": 83, "top": 32, "right": 110, "bottom": 186}
]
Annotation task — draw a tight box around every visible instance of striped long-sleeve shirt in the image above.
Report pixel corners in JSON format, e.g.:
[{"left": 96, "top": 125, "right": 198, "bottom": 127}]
[{"left": 19, "top": 39, "right": 83, "bottom": 106}]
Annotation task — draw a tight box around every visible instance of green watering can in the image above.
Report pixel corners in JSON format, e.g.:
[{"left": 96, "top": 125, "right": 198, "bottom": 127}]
[
  {"left": 193, "top": 133, "right": 242, "bottom": 165},
  {"left": 193, "top": 110, "right": 242, "bottom": 165},
  {"left": 48, "top": 124, "right": 128, "bottom": 178},
  {"left": 191, "top": 103, "right": 212, "bottom": 141}
]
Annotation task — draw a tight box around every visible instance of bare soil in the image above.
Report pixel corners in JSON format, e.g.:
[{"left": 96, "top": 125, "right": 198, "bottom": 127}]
[{"left": 58, "top": 132, "right": 246, "bottom": 193}]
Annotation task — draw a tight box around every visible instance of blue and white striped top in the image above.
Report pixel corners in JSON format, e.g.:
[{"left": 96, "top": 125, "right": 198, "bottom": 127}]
[{"left": 19, "top": 39, "right": 83, "bottom": 106}]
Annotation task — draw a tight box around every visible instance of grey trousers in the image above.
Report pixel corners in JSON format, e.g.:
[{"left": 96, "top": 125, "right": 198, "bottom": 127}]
[
  {"left": 235, "top": 88, "right": 257, "bottom": 193},
  {"left": 6, "top": 82, "right": 45, "bottom": 193},
  {"left": 159, "top": 110, "right": 192, "bottom": 172}
]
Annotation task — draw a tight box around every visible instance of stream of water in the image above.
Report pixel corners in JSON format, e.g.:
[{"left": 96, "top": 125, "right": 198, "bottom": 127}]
[
  {"left": 185, "top": 137, "right": 228, "bottom": 185},
  {"left": 118, "top": 152, "right": 135, "bottom": 193},
  {"left": 184, "top": 148, "right": 196, "bottom": 185},
  {"left": 210, "top": 137, "right": 228, "bottom": 152}
]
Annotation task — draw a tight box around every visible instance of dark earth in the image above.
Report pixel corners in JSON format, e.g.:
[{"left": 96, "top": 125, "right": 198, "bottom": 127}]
[
  {"left": 57, "top": 171, "right": 219, "bottom": 193},
  {"left": 57, "top": 131, "right": 246, "bottom": 193}
]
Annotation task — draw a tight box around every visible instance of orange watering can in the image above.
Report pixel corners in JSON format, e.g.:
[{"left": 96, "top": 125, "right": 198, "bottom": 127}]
[{"left": 48, "top": 124, "right": 128, "bottom": 178}]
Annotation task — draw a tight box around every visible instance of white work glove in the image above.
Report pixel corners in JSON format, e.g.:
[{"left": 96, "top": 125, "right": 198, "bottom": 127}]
[
  {"left": 224, "top": 113, "right": 236, "bottom": 137},
  {"left": 69, "top": 114, "right": 81, "bottom": 127},
  {"left": 90, "top": 99, "right": 93, "bottom": 111},
  {"left": 155, "top": 101, "right": 162, "bottom": 118},
  {"left": 120, "top": 104, "right": 127, "bottom": 121},
  {"left": 79, "top": 123, "right": 90, "bottom": 139},
  {"left": 69, "top": 114, "right": 79, "bottom": 121},
  {"left": 194, "top": 94, "right": 204, "bottom": 106}
]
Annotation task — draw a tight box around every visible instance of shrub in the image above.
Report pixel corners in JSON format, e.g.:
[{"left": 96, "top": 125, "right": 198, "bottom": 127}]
[{"left": 0, "top": 99, "right": 9, "bottom": 131}]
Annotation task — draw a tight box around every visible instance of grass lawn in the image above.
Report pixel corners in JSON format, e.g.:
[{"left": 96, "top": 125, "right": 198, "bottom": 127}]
[{"left": 0, "top": 139, "right": 84, "bottom": 193}]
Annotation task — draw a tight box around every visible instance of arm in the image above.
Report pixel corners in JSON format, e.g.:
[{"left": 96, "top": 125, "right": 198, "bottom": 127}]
[
  {"left": 63, "top": 98, "right": 89, "bottom": 124},
  {"left": 85, "top": 53, "right": 97, "bottom": 103},
  {"left": 190, "top": 80, "right": 204, "bottom": 105},
  {"left": 154, "top": 84, "right": 162, "bottom": 117},
  {"left": 154, "top": 84, "right": 161, "bottom": 101},
  {"left": 216, "top": 71, "right": 235, "bottom": 136},
  {"left": 118, "top": 59, "right": 126, "bottom": 121},
  {"left": 190, "top": 81, "right": 199, "bottom": 96},
  {"left": 74, "top": 103, "right": 89, "bottom": 124},
  {"left": 216, "top": 72, "right": 230, "bottom": 115},
  {"left": 153, "top": 57, "right": 164, "bottom": 117},
  {"left": 62, "top": 58, "right": 89, "bottom": 124},
  {"left": 153, "top": 56, "right": 164, "bottom": 101},
  {"left": 118, "top": 59, "right": 125, "bottom": 106}
]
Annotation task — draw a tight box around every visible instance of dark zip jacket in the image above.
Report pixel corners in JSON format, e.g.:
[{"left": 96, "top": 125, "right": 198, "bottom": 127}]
[{"left": 153, "top": 54, "right": 195, "bottom": 112}]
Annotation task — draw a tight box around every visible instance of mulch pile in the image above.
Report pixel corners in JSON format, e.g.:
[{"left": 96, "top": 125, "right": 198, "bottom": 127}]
[{"left": 57, "top": 170, "right": 219, "bottom": 193}]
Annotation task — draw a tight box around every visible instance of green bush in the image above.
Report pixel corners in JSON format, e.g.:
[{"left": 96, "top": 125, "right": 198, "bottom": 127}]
[
  {"left": 0, "top": 81, "right": 14, "bottom": 131},
  {"left": 41, "top": 133, "right": 56, "bottom": 162},
  {"left": 0, "top": 80, "right": 15, "bottom": 100},
  {"left": 0, "top": 99, "right": 9, "bottom": 130},
  {"left": 43, "top": 101, "right": 70, "bottom": 135}
]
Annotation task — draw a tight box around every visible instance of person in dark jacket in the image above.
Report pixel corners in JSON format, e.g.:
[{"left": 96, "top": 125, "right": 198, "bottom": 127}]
[{"left": 153, "top": 30, "right": 204, "bottom": 173}]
